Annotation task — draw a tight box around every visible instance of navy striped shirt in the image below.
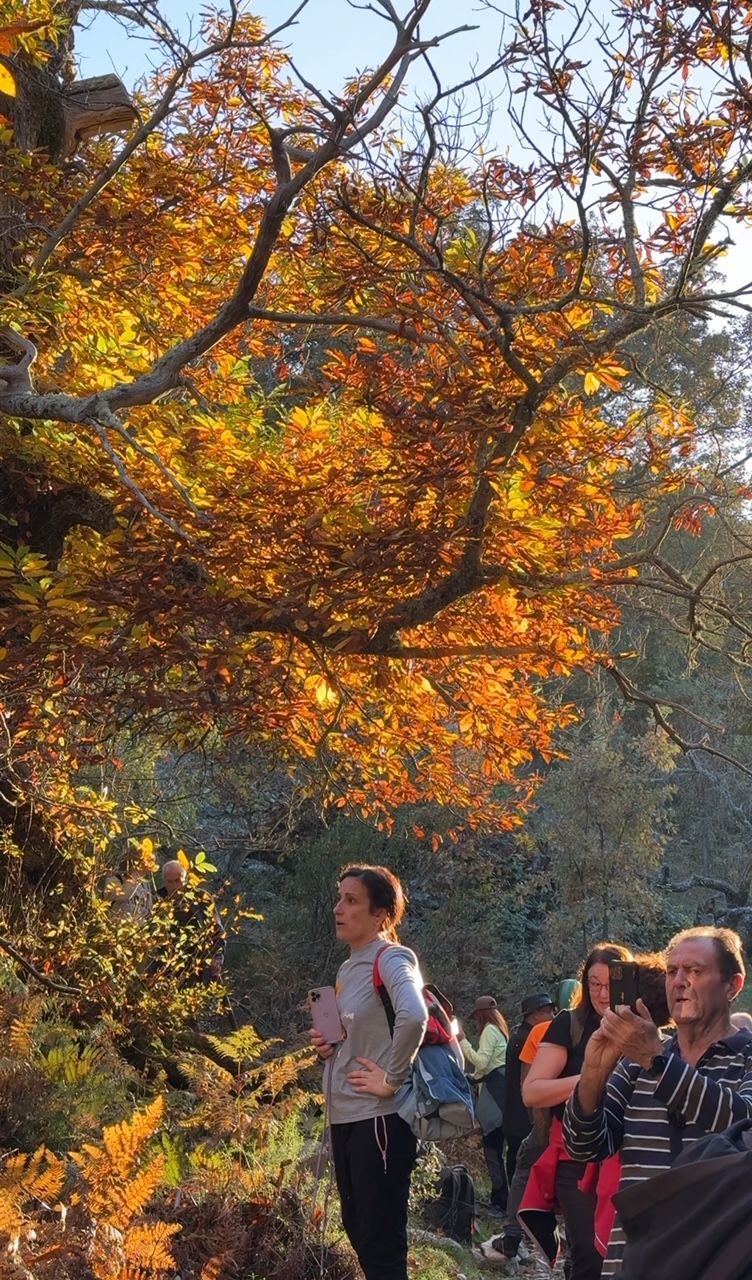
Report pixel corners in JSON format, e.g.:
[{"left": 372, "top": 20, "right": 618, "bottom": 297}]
[{"left": 562, "top": 1030, "right": 752, "bottom": 1275}]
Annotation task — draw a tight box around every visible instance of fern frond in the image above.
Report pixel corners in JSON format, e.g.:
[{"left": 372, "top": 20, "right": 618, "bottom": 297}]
[
  {"left": 124, "top": 1219, "right": 181, "bottom": 1271},
  {"left": 101, "top": 1097, "right": 164, "bottom": 1178},
  {"left": 8, "top": 997, "right": 44, "bottom": 1058},
  {"left": 0, "top": 1153, "right": 28, "bottom": 1189},
  {"left": 0, "top": 1187, "right": 20, "bottom": 1237},
  {"left": 21, "top": 1148, "right": 66, "bottom": 1205},
  {"left": 200, "top": 1257, "right": 225, "bottom": 1280},
  {"left": 201, "top": 1025, "right": 264, "bottom": 1065},
  {"left": 177, "top": 1054, "right": 234, "bottom": 1096},
  {"left": 102, "top": 1158, "right": 166, "bottom": 1231}
]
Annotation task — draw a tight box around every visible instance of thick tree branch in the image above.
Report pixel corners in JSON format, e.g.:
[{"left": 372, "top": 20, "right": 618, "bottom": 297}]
[
  {"left": 0, "top": 935, "right": 81, "bottom": 995},
  {"left": 665, "top": 875, "right": 749, "bottom": 907}
]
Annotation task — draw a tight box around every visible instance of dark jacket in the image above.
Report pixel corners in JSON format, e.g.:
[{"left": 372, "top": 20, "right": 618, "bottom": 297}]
[
  {"left": 504, "top": 1020, "right": 534, "bottom": 1140},
  {"left": 617, "top": 1118, "right": 752, "bottom": 1280}
]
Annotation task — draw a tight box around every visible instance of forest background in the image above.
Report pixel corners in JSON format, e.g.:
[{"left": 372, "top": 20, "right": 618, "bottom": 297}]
[{"left": 3, "top": 1, "right": 752, "bottom": 1277}]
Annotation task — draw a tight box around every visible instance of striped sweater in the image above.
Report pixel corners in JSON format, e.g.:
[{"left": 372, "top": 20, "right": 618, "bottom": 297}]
[{"left": 562, "top": 1030, "right": 752, "bottom": 1275}]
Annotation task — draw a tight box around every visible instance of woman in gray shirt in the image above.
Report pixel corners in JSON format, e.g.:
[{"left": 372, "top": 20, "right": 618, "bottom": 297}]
[{"left": 310, "top": 864, "right": 427, "bottom": 1280}]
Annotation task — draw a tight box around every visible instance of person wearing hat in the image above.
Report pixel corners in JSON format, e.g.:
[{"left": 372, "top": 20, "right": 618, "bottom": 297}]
[
  {"left": 505, "top": 994, "right": 557, "bottom": 1178},
  {"left": 476, "top": 992, "right": 558, "bottom": 1270},
  {"left": 459, "top": 995, "right": 510, "bottom": 1215}
]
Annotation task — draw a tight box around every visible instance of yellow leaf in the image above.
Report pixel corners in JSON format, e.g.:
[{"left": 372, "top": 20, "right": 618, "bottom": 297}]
[
  {"left": 0, "top": 64, "right": 16, "bottom": 97},
  {"left": 583, "top": 371, "right": 601, "bottom": 395}
]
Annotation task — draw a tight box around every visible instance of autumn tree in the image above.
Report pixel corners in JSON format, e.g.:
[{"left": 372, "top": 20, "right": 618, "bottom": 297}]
[{"left": 4, "top": 0, "right": 752, "bottom": 993}]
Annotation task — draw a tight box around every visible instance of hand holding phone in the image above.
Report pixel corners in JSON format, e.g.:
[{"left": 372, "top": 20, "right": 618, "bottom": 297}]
[
  {"left": 609, "top": 961, "right": 640, "bottom": 1013},
  {"left": 309, "top": 986, "right": 345, "bottom": 1043}
]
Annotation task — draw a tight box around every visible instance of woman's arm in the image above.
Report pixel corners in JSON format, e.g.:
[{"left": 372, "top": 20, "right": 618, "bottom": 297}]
[
  {"left": 460, "top": 1025, "right": 504, "bottom": 1076},
  {"left": 522, "top": 1042, "right": 579, "bottom": 1107},
  {"left": 381, "top": 948, "right": 428, "bottom": 1088},
  {"left": 349, "top": 945, "right": 427, "bottom": 1097}
]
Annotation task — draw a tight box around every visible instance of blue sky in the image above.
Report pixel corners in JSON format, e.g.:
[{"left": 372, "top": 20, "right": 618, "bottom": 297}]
[
  {"left": 73, "top": 1, "right": 751, "bottom": 294},
  {"left": 74, "top": 0, "right": 506, "bottom": 99}
]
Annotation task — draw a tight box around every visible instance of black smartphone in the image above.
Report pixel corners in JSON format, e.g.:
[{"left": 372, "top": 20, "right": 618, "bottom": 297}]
[{"left": 609, "top": 961, "right": 640, "bottom": 1012}]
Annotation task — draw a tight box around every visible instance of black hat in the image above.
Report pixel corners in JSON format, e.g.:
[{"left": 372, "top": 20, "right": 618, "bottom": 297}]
[{"left": 521, "top": 992, "right": 554, "bottom": 1017}]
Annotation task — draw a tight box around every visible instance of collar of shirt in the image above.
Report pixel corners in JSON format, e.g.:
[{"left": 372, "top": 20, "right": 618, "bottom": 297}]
[{"left": 666, "top": 1027, "right": 752, "bottom": 1063}]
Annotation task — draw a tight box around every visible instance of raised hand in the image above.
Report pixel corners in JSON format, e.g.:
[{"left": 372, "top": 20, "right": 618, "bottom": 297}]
[{"left": 600, "top": 999, "right": 663, "bottom": 1069}]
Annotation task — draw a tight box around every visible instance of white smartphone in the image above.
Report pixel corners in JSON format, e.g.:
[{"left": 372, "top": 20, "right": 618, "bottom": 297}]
[{"left": 309, "top": 986, "right": 346, "bottom": 1043}]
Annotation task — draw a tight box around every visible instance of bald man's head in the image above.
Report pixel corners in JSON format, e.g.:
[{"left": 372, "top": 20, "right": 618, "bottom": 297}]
[{"left": 162, "top": 860, "right": 188, "bottom": 898}]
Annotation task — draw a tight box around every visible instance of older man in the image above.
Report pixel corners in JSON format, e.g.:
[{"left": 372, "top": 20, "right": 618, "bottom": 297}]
[
  {"left": 157, "top": 859, "right": 226, "bottom": 983},
  {"left": 563, "top": 926, "right": 752, "bottom": 1275}
]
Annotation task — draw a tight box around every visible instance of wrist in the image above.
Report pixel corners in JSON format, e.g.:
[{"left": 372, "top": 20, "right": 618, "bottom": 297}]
[{"left": 639, "top": 1037, "right": 664, "bottom": 1071}]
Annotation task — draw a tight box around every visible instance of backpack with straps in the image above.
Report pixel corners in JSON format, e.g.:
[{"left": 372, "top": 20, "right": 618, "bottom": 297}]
[
  {"left": 616, "top": 1118, "right": 752, "bottom": 1280},
  {"left": 373, "top": 944, "right": 475, "bottom": 1141},
  {"left": 428, "top": 1164, "right": 476, "bottom": 1243}
]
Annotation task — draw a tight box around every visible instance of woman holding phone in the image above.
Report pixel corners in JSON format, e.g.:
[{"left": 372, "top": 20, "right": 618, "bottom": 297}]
[
  {"left": 521, "top": 942, "right": 633, "bottom": 1280},
  {"left": 309, "top": 864, "right": 427, "bottom": 1280}
]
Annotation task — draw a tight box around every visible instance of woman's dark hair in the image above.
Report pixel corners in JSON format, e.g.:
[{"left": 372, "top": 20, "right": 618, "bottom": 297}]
[
  {"left": 474, "top": 1006, "right": 510, "bottom": 1038},
  {"left": 573, "top": 941, "right": 633, "bottom": 1032},
  {"left": 338, "top": 865, "right": 406, "bottom": 941}
]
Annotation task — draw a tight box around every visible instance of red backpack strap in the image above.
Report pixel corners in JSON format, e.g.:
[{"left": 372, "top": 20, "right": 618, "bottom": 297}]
[
  {"left": 373, "top": 943, "right": 391, "bottom": 990},
  {"left": 373, "top": 943, "right": 396, "bottom": 1036}
]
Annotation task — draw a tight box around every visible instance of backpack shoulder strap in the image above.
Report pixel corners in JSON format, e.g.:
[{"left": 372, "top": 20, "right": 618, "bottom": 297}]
[{"left": 373, "top": 943, "right": 396, "bottom": 1037}]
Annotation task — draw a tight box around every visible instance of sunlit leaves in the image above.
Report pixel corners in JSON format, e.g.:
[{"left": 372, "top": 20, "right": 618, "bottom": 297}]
[{"left": 4, "top": 0, "right": 751, "bottom": 866}]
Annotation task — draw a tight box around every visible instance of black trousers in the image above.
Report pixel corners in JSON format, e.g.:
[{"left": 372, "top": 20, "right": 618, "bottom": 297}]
[
  {"left": 555, "top": 1159, "right": 602, "bottom": 1280},
  {"left": 496, "top": 1130, "right": 545, "bottom": 1257},
  {"left": 504, "top": 1134, "right": 523, "bottom": 1190},
  {"left": 331, "top": 1113, "right": 417, "bottom": 1280},
  {"left": 482, "top": 1125, "right": 508, "bottom": 1210}
]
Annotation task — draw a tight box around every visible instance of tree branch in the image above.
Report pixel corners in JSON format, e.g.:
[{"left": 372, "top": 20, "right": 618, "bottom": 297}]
[{"left": 0, "top": 935, "right": 81, "bottom": 996}]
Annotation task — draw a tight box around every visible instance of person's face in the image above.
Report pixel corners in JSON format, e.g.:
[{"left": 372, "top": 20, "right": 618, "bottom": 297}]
[
  {"left": 586, "top": 962, "right": 612, "bottom": 1019},
  {"left": 334, "top": 876, "right": 386, "bottom": 947},
  {"left": 666, "top": 938, "right": 741, "bottom": 1027},
  {"left": 162, "top": 865, "right": 186, "bottom": 898}
]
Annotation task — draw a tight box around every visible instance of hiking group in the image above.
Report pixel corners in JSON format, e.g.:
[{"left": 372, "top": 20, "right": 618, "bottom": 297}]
[{"left": 309, "top": 863, "right": 752, "bottom": 1280}]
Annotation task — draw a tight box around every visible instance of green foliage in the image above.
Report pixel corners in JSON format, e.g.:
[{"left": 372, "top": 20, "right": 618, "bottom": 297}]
[
  {"left": 525, "top": 710, "right": 681, "bottom": 967},
  {"left": 0, "top": 979, "right": 141, "bottom": 1150}
]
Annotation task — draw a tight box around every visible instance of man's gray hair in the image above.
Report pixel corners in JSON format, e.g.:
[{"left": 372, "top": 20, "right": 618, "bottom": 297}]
[
  {"left": 666, "top": 926, "right": 746, "bottom": 984},
  {"left": 161, "top": 859, "right": 188, "bottom": 880}
]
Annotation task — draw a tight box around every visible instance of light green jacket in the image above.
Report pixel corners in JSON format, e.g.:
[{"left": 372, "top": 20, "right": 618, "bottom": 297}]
[{"left": 460, "top": 1023, "right": 507, "bottom": 1078}]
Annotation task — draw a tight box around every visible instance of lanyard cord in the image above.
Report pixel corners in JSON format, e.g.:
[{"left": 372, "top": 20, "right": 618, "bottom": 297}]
[{"left": 314, "top": 1040, "right": 340, "bottom": 1277}]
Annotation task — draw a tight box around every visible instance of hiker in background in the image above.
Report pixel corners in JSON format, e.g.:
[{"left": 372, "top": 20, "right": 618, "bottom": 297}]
[
  {"left": 504, "top": 992, "right": 556, "bottom": 1185},
  {"left": 520, "top": 943, "right": 633, "bottom": 1280},
  {"left": 156, "top": 859, "right": 226, "bottom": 984},
  {"left": 459, "top": 995, "right": 510, "bottom": 1216},
  {"left": 558, "top": 976, "right": 582, "bottom": 1011},
  {"left": 102, "top": 870, "right": 153, "bottom": 920},
  {"left": 478, "top": 992, "right": 557, "bottom": 1272},
  {"left": 731, "top": 1009, "right": 752, "bottom": 1033},
  {"left": 563, "top": 926, "right": 752, "bottom": 1277},
  {"left": 309, "top": 864, "right": 427, "bottom": 1280}
]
